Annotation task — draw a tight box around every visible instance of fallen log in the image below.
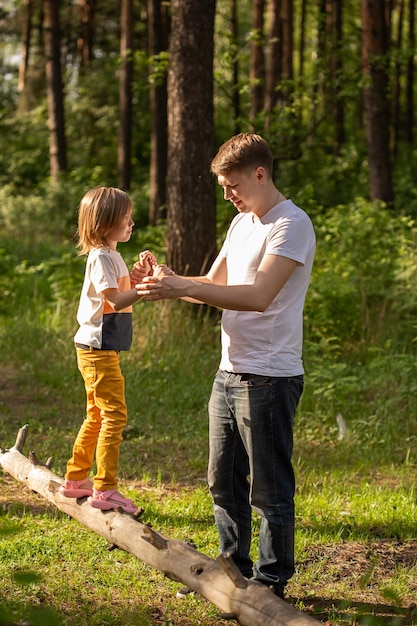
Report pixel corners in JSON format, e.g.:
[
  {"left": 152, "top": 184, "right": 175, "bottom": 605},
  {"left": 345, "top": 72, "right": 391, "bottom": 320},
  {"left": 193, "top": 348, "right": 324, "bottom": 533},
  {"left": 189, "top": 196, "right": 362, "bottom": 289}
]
[{"left": 0, "top": 425, "right": 320, "bottom": 626}]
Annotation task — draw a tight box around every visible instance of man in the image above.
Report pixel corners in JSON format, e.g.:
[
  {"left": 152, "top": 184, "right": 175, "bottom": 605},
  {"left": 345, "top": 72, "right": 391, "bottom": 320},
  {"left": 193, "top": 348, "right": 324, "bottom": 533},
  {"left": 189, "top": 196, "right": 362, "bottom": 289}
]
[{"left": 134, "top": 133, "right": 316, "bottom": 598}]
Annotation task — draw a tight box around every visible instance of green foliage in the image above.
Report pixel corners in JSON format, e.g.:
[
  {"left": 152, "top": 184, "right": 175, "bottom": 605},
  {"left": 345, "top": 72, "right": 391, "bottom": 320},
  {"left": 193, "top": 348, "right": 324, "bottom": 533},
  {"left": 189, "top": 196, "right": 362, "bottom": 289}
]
[
  {"left": 0, "top": 106, "right": 50, "bottom": 190},
  {"left": 274, "top": 142, "right": 370, "bottom": 209},
  {"left": 304, "top": 198, "right": 417, "bottom": 349},
  {"left": 147, "top": 51, "right": 169, "bottom": 87},
  {"left": 392, "top": 146, "right": 417, "bottom": 218}
]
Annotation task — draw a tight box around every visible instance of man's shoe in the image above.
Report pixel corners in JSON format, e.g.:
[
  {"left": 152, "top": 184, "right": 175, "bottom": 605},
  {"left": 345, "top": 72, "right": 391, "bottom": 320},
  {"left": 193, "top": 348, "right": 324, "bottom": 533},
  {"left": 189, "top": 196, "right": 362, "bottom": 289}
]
[
  {"left": 268, "top": 584, "right": 285, "bottom": 599},
  {"left": 176, "top": 586, "right": 195, "bottom": 599},
  {"left": 176, "top": 581, "right": 284, "bottom": 600},
  {"left": 251, "top": 578, "right": 285, "bottom": 599}
]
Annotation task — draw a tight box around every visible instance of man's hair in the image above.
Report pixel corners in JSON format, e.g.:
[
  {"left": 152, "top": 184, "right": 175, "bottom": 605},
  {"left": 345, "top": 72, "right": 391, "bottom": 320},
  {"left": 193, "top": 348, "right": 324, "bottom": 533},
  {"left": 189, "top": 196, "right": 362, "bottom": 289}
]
[
  {"left": 76, "top": 187, "right": 132, "bottom": 255},
  {"left": 211, "top": 133, "right": 273, "bottom": 177}
]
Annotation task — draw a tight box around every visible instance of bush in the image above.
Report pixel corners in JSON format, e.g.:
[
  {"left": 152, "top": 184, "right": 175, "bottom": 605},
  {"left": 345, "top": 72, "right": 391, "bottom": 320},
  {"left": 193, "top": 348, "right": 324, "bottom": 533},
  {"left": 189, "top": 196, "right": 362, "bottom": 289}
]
[{"left": 304, "top": 198, "right": 417, "bottom": 351}]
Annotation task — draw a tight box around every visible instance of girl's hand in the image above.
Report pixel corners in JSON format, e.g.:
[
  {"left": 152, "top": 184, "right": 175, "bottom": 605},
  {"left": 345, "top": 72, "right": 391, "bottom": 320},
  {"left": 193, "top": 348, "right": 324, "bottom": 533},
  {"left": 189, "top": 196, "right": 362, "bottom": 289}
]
[
  {"left": 130, "top": 250, "right": 157, "bottom": 286},
  {"left": 139, "top": 250, "right": 158, "bottom": 275}
]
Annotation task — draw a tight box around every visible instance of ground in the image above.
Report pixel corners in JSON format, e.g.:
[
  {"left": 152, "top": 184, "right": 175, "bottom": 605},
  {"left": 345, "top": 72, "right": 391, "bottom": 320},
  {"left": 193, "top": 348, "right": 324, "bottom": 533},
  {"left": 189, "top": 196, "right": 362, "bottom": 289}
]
[{"left": 1, "top": 364, "right": 417, "bottom": 625}]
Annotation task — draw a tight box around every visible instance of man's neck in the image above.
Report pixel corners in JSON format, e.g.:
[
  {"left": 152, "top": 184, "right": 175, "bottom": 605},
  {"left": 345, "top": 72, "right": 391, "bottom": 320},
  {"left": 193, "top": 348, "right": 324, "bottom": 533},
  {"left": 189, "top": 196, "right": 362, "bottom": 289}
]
[{"left": 252, "top": 187, "right": 286, "bottom": 219}]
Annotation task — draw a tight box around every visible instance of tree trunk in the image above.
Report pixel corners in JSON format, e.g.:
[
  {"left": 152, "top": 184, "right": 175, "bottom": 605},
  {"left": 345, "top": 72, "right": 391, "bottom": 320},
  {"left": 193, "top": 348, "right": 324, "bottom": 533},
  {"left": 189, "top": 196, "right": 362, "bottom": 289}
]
[
  {"left": 310, "top": 0, "right": 326, "bottom": 131},
  {"left": 405, "top": 0, "right": 415, "bottom": 143},
  {"left": 118, "top": 0, "right": 134, "bottom": 190},
  {"left": 18, "top": 0, "right": 33, "bottom": 106},
  {"left": 77, "top": 0, "right": 96, "bottom": 67},
  {"left": 281, "top": 0, "right": 293, "bottom": 87},
  {"left": 265, "top": 0, "right": 281, "bottom": 116},
  {"left": 0, "top": 426, "right": 321, "bottom": 626},
  {"left": 329, "top": 0, "right": 345, "bottom": 151},
  {"left": 360, "top": 0, "right": 394, "bottom": 204},
  {"left": 299, "top": 0, "right": 306, "bottom": 80},
  {"left": 297, "top": 0, "right": 307, "bottom": 129},
  {"left": 166, "top": 0, "right": 217, "bottom": 276},
  {"left": 230, "top": 0, "right": 241, "bottom": 134},
  {"left": 148, "top": 0, "right": 169, "bottom": 224},
  {"left": 43, "top": 0, "right": 67, "bottom": 181},
  {"left": 249, "top": 0, "right": 265, "bottom": 124},
  {"left": 391, "top": 0, "right": 404, "bottom": 155}
]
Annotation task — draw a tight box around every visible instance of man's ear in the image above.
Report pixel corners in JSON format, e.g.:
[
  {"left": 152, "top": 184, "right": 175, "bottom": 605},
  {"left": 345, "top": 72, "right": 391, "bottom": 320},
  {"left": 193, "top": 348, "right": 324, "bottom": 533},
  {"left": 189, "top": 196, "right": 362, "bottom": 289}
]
[{"left": 255, "top": 166, "right": 267, "bottom": 184}]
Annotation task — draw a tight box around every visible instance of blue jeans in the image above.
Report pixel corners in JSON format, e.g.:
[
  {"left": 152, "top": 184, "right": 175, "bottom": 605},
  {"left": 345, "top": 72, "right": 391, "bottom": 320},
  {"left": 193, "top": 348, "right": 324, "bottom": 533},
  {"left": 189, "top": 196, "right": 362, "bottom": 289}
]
[{"left": 207, "top": 369, "right": 304, "bottom": 591}]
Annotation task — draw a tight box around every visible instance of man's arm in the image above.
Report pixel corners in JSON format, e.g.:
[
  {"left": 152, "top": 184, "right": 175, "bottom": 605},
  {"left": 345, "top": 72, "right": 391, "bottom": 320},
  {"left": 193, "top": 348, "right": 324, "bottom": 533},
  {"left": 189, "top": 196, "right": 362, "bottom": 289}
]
[
  {"left": 136, "top": 254, "right": 297, "bottom": 312},
  {"left": 173, "top": 254, "right": 228, "bottom": 304}
]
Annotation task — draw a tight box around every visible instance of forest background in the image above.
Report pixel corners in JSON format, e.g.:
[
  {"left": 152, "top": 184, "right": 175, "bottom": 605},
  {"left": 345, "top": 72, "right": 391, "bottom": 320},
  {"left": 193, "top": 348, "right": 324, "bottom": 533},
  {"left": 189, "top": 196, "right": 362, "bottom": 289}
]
[{"left": 1, "top": 0, "right": 417, "bottom": 625}]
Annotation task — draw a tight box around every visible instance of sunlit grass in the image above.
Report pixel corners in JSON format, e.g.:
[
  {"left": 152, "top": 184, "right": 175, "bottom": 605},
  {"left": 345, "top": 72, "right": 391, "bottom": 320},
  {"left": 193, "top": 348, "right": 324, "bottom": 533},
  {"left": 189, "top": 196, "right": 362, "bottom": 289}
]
[{"left": 1, "top": 231, "right": 417, "bottom": 624}]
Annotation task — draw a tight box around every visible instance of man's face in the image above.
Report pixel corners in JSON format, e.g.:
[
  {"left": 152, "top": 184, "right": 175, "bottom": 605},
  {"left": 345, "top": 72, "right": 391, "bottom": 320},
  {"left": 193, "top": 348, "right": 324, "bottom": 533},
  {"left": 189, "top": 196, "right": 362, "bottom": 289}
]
[
  {"left": 217, "top": 168, "right": 258, "bottom": 213},
  {"left": 217, "top": 166, "right": 266, "bottom": 215}
]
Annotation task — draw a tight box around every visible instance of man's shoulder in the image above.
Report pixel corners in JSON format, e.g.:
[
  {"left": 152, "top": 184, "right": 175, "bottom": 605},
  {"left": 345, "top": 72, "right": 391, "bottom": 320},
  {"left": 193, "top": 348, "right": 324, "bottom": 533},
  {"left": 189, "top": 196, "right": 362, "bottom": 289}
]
[{"left": 274, "top": 200, "right": 314, "bottom": 230}]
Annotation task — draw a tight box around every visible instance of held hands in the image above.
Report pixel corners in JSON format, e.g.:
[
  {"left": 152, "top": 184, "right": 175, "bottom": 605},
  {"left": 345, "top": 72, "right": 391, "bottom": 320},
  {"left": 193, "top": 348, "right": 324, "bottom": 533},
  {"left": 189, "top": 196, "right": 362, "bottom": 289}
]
[
  {"left": 129, "top": 250, "right": 158, "bottom": 288},
  {"left": 135, "top": 265, "right": 188, "bottom": 300},
  {"left": 129, "top": 250, "right": 181, "bottom": 299}
]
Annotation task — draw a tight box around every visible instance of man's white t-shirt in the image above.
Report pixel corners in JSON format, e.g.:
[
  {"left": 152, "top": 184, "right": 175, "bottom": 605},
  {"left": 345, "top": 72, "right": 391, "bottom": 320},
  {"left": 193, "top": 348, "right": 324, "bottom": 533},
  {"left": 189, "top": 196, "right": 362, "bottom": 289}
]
[{"left": 218, "top": 199, "right": 316, "bottom": 377}]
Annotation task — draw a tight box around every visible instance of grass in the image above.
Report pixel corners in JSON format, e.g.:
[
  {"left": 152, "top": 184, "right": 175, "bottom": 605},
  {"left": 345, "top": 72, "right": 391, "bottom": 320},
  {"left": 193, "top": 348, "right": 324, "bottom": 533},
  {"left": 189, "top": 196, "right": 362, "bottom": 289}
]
[
  {"left": 1, "top": 466, "right": 417, "bottom": 625},
  {"left": 1, "top": 289, "right": 417, "bottom": 625}
]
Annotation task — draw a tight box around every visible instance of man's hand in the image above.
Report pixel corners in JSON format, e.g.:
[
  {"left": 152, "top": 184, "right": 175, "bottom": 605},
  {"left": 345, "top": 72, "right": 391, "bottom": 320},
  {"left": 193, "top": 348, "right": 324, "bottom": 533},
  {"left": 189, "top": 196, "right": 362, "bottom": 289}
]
[{"left": 135, "top": 271, "right": 188, "bottom": 301}]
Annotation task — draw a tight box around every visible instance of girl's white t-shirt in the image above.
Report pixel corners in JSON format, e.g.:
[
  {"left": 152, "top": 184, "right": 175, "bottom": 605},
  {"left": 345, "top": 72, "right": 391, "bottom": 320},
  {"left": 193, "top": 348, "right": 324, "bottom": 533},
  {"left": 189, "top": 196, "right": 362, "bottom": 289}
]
[{"left": 74, "top": 247, "right": 133, "bottom": 351}]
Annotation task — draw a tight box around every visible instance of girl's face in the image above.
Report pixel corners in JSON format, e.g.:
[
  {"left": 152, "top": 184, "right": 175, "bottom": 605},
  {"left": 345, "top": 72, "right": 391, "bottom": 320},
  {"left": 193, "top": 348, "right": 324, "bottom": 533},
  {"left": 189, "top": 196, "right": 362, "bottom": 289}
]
[{"left": 106, "top": 208, "right": 134, "bottom": 249}]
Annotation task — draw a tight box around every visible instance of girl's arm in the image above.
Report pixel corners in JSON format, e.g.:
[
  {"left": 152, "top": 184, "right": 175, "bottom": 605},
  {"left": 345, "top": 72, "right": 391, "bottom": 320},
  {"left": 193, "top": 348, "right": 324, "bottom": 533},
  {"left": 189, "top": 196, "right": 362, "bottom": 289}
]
[
  {"left": 106, "top": 250, "right": 158, "bottom": 311},
  {"left": 102, "top": 287, "right": 143, "bottom": 311}
]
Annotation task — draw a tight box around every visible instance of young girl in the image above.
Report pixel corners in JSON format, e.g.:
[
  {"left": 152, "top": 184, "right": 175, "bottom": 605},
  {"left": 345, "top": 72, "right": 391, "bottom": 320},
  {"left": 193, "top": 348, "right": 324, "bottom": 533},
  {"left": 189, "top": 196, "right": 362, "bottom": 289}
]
[{"left": 59, "top": 187, "right": 156, "bottom": 513}]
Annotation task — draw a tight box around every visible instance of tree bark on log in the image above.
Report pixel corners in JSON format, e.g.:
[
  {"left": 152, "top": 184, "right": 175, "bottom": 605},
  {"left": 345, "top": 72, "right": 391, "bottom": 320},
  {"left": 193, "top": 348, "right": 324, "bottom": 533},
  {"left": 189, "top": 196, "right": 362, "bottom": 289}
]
[{"left": 0, "top": 425, "right": 320, "bottom": 626}]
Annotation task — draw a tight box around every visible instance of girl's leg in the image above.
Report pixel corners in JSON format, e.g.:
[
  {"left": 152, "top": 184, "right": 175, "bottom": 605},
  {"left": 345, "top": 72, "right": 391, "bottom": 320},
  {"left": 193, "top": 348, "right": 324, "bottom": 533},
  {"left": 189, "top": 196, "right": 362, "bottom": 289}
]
[
  {"left": 65, "top": 348, "right": 127, "bottom": 492},
  {"left": 65, "top": 348, "right": 103, "bottom": 481},
  {"left": 89, "top": 349, "right": 127, "bottom": 492}
]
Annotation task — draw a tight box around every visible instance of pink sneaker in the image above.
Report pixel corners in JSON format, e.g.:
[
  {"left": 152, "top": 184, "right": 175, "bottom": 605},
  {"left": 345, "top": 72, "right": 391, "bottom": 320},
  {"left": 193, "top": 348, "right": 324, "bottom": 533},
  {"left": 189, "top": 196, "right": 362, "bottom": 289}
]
[
  {"left": 59, "top": 478, "right": 93, "bottom": 498},
  {"left": 88, "top": 489, "right": 138, "bottom": 514}
]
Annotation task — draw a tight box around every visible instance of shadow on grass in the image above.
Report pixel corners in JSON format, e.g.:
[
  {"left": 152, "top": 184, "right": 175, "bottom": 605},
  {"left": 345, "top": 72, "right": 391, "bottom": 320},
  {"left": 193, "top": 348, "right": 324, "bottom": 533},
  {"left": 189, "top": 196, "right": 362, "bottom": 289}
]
[
  {"left": 0, "top": 597, "right": 151, "bottom": 626},
  {"left": 295, "top": 595, "right": 417, "bottom": 625},
  {"left": 298, "top": 519, "right": 417, "bottom": 542}
]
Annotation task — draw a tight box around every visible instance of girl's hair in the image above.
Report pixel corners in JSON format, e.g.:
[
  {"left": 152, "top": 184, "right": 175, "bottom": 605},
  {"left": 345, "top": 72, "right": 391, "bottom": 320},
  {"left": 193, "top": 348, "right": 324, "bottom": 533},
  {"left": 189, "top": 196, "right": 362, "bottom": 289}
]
[
  {"left": 211, "top": 133, "right": 273, "bottom": 177},
  {"left": 76, "top": 187, "right": 132, "bottom": 255}
]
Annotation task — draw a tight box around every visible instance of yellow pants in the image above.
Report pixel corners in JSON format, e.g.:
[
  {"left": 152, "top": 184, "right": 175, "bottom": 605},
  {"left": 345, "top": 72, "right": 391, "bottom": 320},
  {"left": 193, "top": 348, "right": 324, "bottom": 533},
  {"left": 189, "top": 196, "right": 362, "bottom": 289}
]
[{"left": 65, "top": 347, "right": 127, "bottom": 491}]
